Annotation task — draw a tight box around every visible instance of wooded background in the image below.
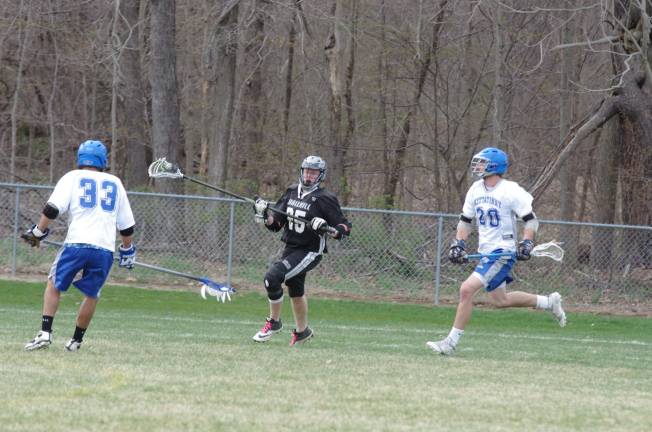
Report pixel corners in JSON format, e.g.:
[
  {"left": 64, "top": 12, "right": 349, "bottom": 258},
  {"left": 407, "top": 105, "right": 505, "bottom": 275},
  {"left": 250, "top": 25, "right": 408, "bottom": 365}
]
[{"left": 1, "top": 0, "right": 650, "bottom": 227}]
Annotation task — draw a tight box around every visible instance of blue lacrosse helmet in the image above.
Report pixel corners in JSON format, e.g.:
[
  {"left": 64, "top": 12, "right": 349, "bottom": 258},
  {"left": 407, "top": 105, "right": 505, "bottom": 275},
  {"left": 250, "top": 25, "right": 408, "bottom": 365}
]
[
  {"left": 300, "top": 155, "right": 327, "bottom": 189},
  {"left": 470, "top": 147, "right": 508, "bottom": 178},
  {"left": 77, "top": 140, "right": 107, "bottom": 170}
]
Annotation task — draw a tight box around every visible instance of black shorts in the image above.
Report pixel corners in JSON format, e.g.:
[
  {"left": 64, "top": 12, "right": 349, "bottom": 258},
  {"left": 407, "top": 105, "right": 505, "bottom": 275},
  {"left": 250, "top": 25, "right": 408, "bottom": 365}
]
[{"left": 275, "top": 248, "right": 323, "bottom": 297}]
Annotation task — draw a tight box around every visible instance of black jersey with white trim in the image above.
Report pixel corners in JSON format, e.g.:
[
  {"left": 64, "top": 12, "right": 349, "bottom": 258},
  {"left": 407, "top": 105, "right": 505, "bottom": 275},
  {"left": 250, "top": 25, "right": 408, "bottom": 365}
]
[{"left": 267, "top": 184, "right": 351, "bottom": 253}]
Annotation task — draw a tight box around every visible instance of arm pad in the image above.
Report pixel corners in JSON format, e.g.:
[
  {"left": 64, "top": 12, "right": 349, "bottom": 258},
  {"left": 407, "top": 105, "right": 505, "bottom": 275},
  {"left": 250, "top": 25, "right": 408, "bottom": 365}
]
[
  {"left": 457, "top": 217, "right": 472, "bottom": 237},
  {"left": 43, "top": 203, "right": 59, "bottom": 220}
]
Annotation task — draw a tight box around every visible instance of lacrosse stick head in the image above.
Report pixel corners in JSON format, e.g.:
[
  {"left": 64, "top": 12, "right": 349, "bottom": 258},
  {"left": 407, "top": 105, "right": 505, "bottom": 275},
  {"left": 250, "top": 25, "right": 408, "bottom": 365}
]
[
  {"left": 148, "top": 158, "right": 183, "bottom": 179},
  {"left": 199, "top": 278, "right": 235, "bottom": 303},
  {"left": 531, "top": 240, "right": 565, "bottom": 262}
]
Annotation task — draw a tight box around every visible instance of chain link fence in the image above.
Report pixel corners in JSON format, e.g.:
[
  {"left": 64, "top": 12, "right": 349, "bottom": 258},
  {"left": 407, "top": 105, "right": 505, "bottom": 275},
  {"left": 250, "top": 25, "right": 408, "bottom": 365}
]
[{"left": 2, "top": 183, "right": 651, "bottom": 312}]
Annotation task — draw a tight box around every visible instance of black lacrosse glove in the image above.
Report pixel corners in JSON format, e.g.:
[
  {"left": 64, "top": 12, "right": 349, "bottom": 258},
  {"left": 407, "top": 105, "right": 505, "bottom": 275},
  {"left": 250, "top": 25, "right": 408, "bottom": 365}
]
[
  {"left": 21, "top": 225, "right": 50, "bottom": 248},
  {"left": 517, "top": 239, "right": 534, "bottom": 261},
  {"left": 448, "top": 239, "right": 468, "bottom": 264}
]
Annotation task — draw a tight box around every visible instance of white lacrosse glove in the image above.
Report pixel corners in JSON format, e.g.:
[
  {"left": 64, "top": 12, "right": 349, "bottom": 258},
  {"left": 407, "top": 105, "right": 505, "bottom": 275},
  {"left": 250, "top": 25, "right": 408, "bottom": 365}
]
[
  {"left": 253, "top": 197, "right": 269, "bottom": 224},
  {"left": 310, "top": 217, "right": 329, "bottom": 234}
]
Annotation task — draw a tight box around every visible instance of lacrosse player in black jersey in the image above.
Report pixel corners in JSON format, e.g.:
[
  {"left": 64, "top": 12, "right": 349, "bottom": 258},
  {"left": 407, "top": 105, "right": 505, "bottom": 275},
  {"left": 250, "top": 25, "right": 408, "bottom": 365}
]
[{"left": 252, "top": 156, "right": 351, "bottom": 346}]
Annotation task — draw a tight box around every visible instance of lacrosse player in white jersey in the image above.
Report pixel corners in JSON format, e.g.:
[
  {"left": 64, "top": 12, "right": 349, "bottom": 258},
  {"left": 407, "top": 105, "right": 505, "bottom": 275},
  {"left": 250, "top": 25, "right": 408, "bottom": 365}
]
[
  {"left": 427, "top": 147, "right": 566, "bottom": 356},
  {"left": 23, "top": 140, "right": 136, "bottom": 352}
]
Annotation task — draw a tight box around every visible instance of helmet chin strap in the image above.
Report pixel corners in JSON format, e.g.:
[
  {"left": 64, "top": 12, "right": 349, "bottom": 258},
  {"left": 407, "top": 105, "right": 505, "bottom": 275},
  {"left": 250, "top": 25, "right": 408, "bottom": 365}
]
[{"left": 299, "top": 179, "right": 319, "bottom": 198}]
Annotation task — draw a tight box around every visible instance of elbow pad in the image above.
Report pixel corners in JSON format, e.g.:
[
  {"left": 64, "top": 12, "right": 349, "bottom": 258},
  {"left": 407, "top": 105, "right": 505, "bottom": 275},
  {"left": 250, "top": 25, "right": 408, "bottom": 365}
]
[
  {"left": 42, "top": 203, "right": 59, "bottom": 220},
  {"left": 120, "top": 226, "right": 135, "bottom": 236},
  {"left": 522, "top": 212, "right": 539, "bottom": 232}
]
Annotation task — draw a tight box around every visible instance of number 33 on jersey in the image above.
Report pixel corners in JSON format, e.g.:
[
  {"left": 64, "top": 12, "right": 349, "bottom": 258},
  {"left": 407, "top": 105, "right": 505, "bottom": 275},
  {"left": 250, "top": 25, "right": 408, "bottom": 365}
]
[{"left": 47, "top": 170, "right": 135, "bottom": 252}]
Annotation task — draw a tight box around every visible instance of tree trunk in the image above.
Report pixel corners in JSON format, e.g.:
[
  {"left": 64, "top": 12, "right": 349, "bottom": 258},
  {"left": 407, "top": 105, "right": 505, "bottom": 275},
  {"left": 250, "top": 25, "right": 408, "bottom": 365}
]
[
  {"left": 11, "top": 2, "right": 29, "bottom": 181},
  {"left": 325, "top": 0, "right": 357, "bottom": 198},
  {"left": 205, "top": 0, "right": 239, "bottom": 188},
  {"left": 558, "top": 12, "right": 578, "bottom": 264},
  {"left": 236, "top": 0, "right": 269, "bottom": 193},
  {"left": 150, "top": 0, "right": 183, "bottom": 194},
  {"left": 281, "top": 0, "right": 299, "bottom": 183},
  {"left": 492, "top": 0, "right": 505, "bottom": 148},
  {"left": 118, "top": 0, "right": 148, "bottom": 187}
]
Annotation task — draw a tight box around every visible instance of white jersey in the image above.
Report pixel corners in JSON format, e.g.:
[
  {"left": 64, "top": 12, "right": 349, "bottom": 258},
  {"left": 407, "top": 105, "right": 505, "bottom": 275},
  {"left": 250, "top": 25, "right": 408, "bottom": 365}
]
[
  {"left": 462, "top": 179, "right": 533, "bottom": 254},
  {"left": 47, "top": 169, "right": 135, "bottom": 252}
]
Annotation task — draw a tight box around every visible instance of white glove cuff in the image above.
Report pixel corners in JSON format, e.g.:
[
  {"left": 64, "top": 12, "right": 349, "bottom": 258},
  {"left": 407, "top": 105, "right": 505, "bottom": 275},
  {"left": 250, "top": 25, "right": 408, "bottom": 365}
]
[{"left": 32, "top": 226, "right": 46, "bottom": 237}]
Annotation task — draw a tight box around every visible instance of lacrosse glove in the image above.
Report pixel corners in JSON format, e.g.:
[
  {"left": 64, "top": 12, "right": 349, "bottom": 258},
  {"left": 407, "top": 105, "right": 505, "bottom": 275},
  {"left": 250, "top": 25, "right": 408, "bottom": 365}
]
[
  {"left": 253, "top": 197, "right": 269, "bottom": 224},
  {"left": 21, "top": 225, "right": 50, "bottom": 248},
  {"left": 310, "top": 217, "right": 329, "bottom": 234},
  {"left": 517, "top": 239, "right": 534, "bottom": 261},
  {"left": 118, "top": 244, "right": 136, "bottom": 269},
  {"left": 448, "top": 239, "right": 468, "bottom": 264}
]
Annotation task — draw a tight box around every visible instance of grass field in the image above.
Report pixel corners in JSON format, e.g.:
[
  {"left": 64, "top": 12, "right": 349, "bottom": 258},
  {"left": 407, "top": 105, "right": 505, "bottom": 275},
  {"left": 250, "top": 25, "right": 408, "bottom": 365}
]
[{"left": 1, "top": 279, "right": 651, "bottom": 432}]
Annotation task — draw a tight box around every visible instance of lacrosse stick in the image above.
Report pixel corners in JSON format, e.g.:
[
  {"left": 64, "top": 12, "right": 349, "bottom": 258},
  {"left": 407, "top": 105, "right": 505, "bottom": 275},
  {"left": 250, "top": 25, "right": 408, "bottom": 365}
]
[
  {"left": 148, "top": 157, "right": 337, "bottom": 235},
  {"left": 466, "top": 240, "right": 565, "bottom": 262},
  {"left": 41, "top": 240, "right": 234, "bottom": 302}
]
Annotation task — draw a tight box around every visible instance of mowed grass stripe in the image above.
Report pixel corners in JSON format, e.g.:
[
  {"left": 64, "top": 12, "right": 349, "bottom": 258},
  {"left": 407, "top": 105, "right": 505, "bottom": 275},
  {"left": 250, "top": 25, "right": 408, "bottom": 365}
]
[{"left": 1, "top": 279, "right": 651, "bottom": 432}]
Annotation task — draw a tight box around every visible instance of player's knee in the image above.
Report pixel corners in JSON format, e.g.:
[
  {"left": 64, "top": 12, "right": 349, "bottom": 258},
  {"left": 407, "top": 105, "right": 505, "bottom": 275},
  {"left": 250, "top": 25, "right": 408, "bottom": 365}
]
[
  {"left": 459, "top": 285, "right": 475, "bottom": 303},
  {"left": 264, "top": 268, "right": 284, "bottom": 301}
]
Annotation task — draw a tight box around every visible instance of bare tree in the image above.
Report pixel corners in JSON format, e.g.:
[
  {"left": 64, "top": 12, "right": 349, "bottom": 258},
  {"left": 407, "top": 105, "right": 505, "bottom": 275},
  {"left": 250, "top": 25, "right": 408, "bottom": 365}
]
[
  {"left": 117, "top": 0, "right": 149, "bottom": 187},
  {"left": 530, "top": 1, "right": 652, "bottom": 214},
  {"left": 235, "top": 0, "right": 271, "bottom": 192},
  {"left": 325, "top": 0, "right": 358, "bottom": 200},
  {"left": 150, "top": 0, "right": 183, "bottom": 193},
  {"left": 204, "top": 0, "right": 239, "bottom": 188},
  {"left": 10, "top": 1, "right": 29, "bottom": 180}
]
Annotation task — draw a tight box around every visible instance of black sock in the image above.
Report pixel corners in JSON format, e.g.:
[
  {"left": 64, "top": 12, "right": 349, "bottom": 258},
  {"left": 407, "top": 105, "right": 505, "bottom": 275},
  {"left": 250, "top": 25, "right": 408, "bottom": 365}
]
[
  {"left": 42, "top": 315, "right": 54, "bottom": 333},
  {"left": 73, "top": 326, "right": 86, "bottom": 342}
]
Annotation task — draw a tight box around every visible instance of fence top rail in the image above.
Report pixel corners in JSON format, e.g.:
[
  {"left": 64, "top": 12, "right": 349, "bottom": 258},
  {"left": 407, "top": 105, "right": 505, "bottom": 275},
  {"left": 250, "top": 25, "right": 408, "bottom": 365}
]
[{"left": 2, "top": 182, "right": 651, "bottom": 231}]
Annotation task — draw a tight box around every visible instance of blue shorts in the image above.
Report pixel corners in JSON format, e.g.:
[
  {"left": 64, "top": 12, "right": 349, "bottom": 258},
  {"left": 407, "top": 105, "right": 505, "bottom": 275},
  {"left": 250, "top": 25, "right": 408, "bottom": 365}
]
[
  {"left": 472, "top": 249, "right": 516, "bottom": 292},
  {"left": 49, "top": 244, "right": 114, "bottom": 298}
]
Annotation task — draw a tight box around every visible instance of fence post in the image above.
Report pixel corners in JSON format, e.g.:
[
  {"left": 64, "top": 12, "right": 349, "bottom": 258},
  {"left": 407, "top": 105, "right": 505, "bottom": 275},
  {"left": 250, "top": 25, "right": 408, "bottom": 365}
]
[
  {"left": 227, "top": 201, "right": 235, "bottom": 287},
  {"left": 12, "top": 186, "right": 21, "bottom": 276},
  {"left": 434, "top": 215, "right": 444, "bottom": 305}
]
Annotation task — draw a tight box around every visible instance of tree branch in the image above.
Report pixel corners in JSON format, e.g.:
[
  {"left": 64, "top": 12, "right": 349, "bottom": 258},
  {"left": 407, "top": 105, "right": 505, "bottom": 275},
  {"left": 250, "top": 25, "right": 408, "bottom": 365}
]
[{"left": 529, "top": 97, "right": 619, "bottom": 201}]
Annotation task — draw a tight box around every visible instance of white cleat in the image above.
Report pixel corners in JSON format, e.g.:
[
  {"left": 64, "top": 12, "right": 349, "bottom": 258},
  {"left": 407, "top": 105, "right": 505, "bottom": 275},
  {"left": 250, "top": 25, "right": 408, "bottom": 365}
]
[
  {"left": 549, "top": 292, "right": 567, "bottom": 327},
  {"left": 253, "top": 318, "right": 283, "bottom": 343},
  {"left": 64, "top": 339, "right": 82, "bottom": 352},
  {"left": 426, "top": 338, "right": 456, "bottom": 356},
  {"left": 25, "top": 331, "right": 52, "bottom": 351}
]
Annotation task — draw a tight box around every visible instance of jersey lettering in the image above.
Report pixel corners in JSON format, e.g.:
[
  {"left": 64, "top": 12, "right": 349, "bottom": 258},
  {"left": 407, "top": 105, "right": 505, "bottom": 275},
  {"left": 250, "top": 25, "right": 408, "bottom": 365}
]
[
  {"left": 476, "top": 208, "right": 501, "bottom": 227},
  {"left": 78, "top": 178, "right": 117, "bottom": 212},
  {"left": 287, "top": 207, "right": 307, "bottom": 233}
]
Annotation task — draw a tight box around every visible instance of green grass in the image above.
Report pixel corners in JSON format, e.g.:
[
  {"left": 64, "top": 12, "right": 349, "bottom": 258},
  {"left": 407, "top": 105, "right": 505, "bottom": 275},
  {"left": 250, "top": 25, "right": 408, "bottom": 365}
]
[{"left": 1, "top": 279, "right": 651, "bottom": 432}]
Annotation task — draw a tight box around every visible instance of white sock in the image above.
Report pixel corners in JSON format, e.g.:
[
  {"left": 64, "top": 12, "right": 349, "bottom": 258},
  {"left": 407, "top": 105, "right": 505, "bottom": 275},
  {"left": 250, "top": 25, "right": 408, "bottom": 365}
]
[
  {"left": 536, "top": 295, "right": 550, "bottom": 310},
  {"left": 447, "top": 327, "right": 464, "bottom": 346}
]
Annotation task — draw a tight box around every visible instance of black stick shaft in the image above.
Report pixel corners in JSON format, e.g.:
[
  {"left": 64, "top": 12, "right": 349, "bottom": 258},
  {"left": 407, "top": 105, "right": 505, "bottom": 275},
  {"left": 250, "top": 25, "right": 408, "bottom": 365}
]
[
  {"left": 41, "top": 240, "right": 209, "bottom": 284},
  {"left": 183, "top": 174, "right": 336, "bottom": 234}
]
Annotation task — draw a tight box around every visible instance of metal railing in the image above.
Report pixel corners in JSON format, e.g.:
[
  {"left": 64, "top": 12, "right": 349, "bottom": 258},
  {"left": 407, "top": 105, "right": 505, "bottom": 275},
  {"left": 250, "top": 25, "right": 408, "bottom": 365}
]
[{"left": 1, "top": 182, "right": 650, "bottom": 310}]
